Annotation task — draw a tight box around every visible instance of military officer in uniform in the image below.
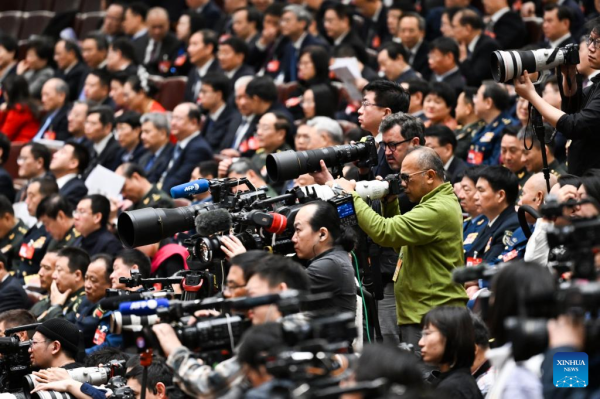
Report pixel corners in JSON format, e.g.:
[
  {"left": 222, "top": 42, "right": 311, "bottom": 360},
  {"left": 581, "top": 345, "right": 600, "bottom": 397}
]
[
  {"left": 468, "top": 82, "right": 515, "bottom": 166},
  {"left": 37, "top": 194, "right": 82, "bottom": 251},
  {"left": 77, "top": 254, "right": 112, "bottom": 348},
  {"left": 520, "top": 128, "right": 567, "bottom": 179},
  {"left": 458, "top": 166, "right": 488, "bottom": 255},
  {"left": 30, "top": 250, "right": 59, "bottom": 319},
  {"left": 500, "top": 127, "right": 531, "bottom": 194},
  {"left": 0, "top": 195, "right": 29, "bottom": 271},
  {"left": 116, "top": 163, "right": 174, "bottom": 211},
  {"left": 454, "top": 88, "right": 486, "bottom": 160}
]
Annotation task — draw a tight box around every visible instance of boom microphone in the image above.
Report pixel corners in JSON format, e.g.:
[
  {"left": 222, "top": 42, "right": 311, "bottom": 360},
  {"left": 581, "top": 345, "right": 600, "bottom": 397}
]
[
  {"left": 170, "top": 179, "right": 210, "bottom": 199},
  {"left": 195, "top": 208, "right": 233, "bottom": 236}
]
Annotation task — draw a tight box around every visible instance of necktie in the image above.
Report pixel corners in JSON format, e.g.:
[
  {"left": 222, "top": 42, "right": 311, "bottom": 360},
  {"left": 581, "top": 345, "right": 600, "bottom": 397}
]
[
  {"left": 145, "top": 155, "right": 156, "bottom": 171},
  {"left": 33, "top": 114, "right": 54, "bottom": 140},
  {"left": 289, "top": 47, "right": 298, "bottom": 82},
  {"left": 173, "top": 145, "right": 182, "bottom": 161},
  {"left": 144, "top": 40, "right": 154, "bottom": 64},
  {"left": 204, "top": 118, "right": 214, "bottom": 134},
  {"left": 232, "top": 118, "right": 249, "bottom": 149}
]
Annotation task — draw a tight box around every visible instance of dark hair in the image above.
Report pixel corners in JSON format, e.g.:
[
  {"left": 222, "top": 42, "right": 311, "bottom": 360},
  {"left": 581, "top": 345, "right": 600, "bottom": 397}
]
[
  {"left": 202, "top": 72, "right": 231, "bottom": 102},
  {"left": 220, "top": 36, "right": 249, "bottom": 60},
  {"left": 354, "top": 344, "right": 424, "bottom": 388},
  {"left": 238, "top": 323, "right": 284, "bottom": 370},
  {"left": 324, "top": 3, "right": 353, "bottom": 25},
  {"left": 471, "top": 313, "right": 490, "bottom": 349},
  {"left": 119, "top": 162, "right": 147, "bottom": 179},
  {"left": 90, "top": 253, "right": 114, "bottom": 284},
  {"left": 557, "top": 174, "right": 581, "bottom": 188},
  {"left": 116, "top": 249, "right": 151, "bottom": 278},
  {"left": 88, "top": 105, "right": 115, "bottom": 129},
  {"left": 460, "top": 86, "right": 478, "bottom": 107},
  {"left": 307, "top": 84, "right": 338, "bottom": 119},
  {"left": 380, "top": 42, "right": 409, "bottom": 64},
  {"left": 233, "top": 7, "right": 263, "bottom": 31},
  {"left": 544, "top": 4, "right": 573, "bottom": 27},
  {"left": 489, "top": 261, "right": 555, "bottom": 346},
  {"left": 126, "top": 73, "right": 159, "bottom": 98},
  {"left": 0, "top": 309, "right": 37, "bottom": 337},
  {"left": 88, "top": 69, "right": 111, "bottom": 88},
  {"left": 83, "top": 32, "right": 109, "bottom": 52},
  {"left": 57, "top": 247, "right": 90, "bottom": 275},
  {"left": 442, "top": 6, "right": 463, "bottom": 23},
  {"left": 59, "top": 39, "right": 82, "bottom": 62},
  {"left": 111, "top": 38, "right": 138, "bottom": 64},
  {"left": 246, "top": 76, "right": 278, "bottom": 103},
  {"left": 37, "top": 194, "right": 74, "bottom": 219},
  {"left": 126, "top": 357, "right": 173, "bottom": 395},
  {"left": 299, "top": 45, "right": 331, "bottom": 84},
  {"left": 30, "top": 175, "right": 59, "bottom": 197},
  {"left": 458, "top": 9, "right": 484, "bottom": 30},
  {"left": 264, "top": 2, "right": 285, "bottom": 17},
  {"left": 579, "top": 169, "right": 600, "bottom": 206},
  {"left": 23, "top": 142, "right": 51, "bottom": 171},
  {"left": 0, "top": 34, "right": 18, "bottom": 55},
  {"left": 230, "top": 250, "right": 271, "bottom": 283},
  {"left": 115, "top": 110, "right": 142, "bottom": 129},
  {"left": 403, "top": 78, "right": 430, "bottom": 100},
  {"left": 481, "top": 81, "right": 510, "bottom": 112},
  {"left": 379, "top": 113, "right": 425, "bottom": 144},
  {"left": 185, "top": 103, "right": 202, "bottom": 124},
  {"left": 429, "top": 37, "right": 459, "bottom": 65},
  {"left": 426, "top": 81, "right": 456, "bottom": 109},
  {"left": 1, "top": 74, "right": 34, "bottom": 111},
  {"left": 27, "top": 37, "right": 54, "bottom": 63},
  {"left": 478, "top": 165, "right": 519, "bottom": 205},
  {"left": 252, "top": 256, "right": 311, "bottom": 291},
  {"left": 0, "top": 134, "right": 9, "bottom": 165},
  {"left": 127, "top": 2, "right": 149, "bottom": 20},
  {"left": 197, "top": 160, "right": 218, "bottom": 178},
  {"left": 197, "top": 29, "right": 218, "bottom": 55},
  {"left": 424, "top": 125, "right": 457, "bottom": 150},
  {"left": 462, "top": 164, "right": 486, "bottom": 184},
  {"left": 84, "top": 347, "right": 129, "bottom": 367},
  {"left": 363, "top": 80, "right": 410, "bottom": 114},
  {"left": 83, "top": 194, "right": 111, "bottom": 227},
  {"left": 111, "top": 70, "right": 133, "bottom": 87},
  {"left": 421, "top": 306, "right": 475, "bottom": 369},
  {"left": 304, "top": 201, "right": 356, "bottom": 252},
  {"left": 65, "top": 142, "right": 90, "bottom": 174}
]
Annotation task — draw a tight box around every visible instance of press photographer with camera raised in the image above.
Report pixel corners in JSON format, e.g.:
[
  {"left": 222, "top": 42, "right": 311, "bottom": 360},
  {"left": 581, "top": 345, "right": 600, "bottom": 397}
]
[{"left": 514, "top": 23, "right": 600, "bottom": 176}]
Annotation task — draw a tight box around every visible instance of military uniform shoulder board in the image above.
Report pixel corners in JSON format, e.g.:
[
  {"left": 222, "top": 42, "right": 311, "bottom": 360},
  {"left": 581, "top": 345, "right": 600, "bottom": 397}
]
[
  {"left": 33, "top": 236, "right": 47, "bottom": 249},
  {"left": 1, "top": 244, "right": 12, "bottom": 253},
  {"left": 502, "top": 230, "right": 514, "bottom": 247},
  {"left": 152, "top": 194, "right": 161, "bottom": 201},
  {"left": 492, "top": 121, "right": 499, "bottom": 127},
  {"left": 476, "top": 218, "right": 486, "bottom": 226},
  {"left": 143, "top": 197, "right": 150, "bottom": 205},
  {"left": 8, "top": 233, "right": 15, "bottom": 240},
  {"left": 502, "top": 118, "right": 512, "bottom": 125},
  {"left": 73, "top": 230, "right": 81, "bottom": 238}
]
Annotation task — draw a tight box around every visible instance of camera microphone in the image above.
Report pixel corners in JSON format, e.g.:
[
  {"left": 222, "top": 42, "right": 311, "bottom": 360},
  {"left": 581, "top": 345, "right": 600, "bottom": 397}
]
[
  {"left": 195, "top": 208, "right": 232, "bottom": 236},
  {"left": 119, "top": 298, "right": 170, "bottom": 315},
  {"left": 170, "top": 179, "right": 210, "bottom": 199}
]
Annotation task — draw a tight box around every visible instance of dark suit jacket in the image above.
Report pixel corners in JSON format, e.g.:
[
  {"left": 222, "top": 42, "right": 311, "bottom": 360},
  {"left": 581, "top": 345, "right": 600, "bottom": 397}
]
[
  {"left": 222, "top": 112, "right": 258, "bottom": 153},
  {"left": 60, "top": 176, "right": 88, "bottom": 208},
  {"left": 538, "top": 35, "right": 577, "bottom": 49},
  {"left": 459, "top": 34, "right": 501, "bottom": 87},
  {"left": 138, "top": 142, "right": 175, "bottom": 184},
  {"left": 491, "top": 11, "right": 527, "bottom": 50},
  {"left": 280, "top": 34, "right": 329, "bottom": 83},
  {"left": 84, "top": 135, "right": 125, "bottom": 178},
  {"left": 184, "top": 59, "right": 222, "bottom": 102},
  {"left": 336, "top": 31, "right": 369, "bottom": 66},
  {"left": 38, "top": 104, "right": 70, "bottom": 141},
  {"left": 465, "top": 206, "right": 520, "bottom": 262},
  {"left": 55, "top": 62, "right": 89, "bottom": 102},
  {"left": 0, "top": 166, "right": 15, "bottom": 205},
  {"left": 0, "top": 274, "right": 29, "bottom": 313},
  {"left": 131, "top": 31, "right": 150, "bottom": 65},
  {"left": 357, "top": 6, "right": 390, "bottom": 49},
  {"left": 201, "top": 104, "right": 237, "bottom": 152},
  {"left": 80, "top": 227, "right": 123, "bottom": 257},
  {"left": 430, "top": 68, "right": 466, "bottom": 96},
  {"left": 162, "top": 134, "right": 213, "bottom": 192},
  {"left": 408, "top": 41, "right": 432, "bottom": 80},
  {"left": 445, "top": 156, "right": 468, "bottom": 184},
  {"left": 196, "top": 1, "right": 225, "bottom": 33},
  {"left": 145, "top": 32, "right": 182, "bottom": 76}
]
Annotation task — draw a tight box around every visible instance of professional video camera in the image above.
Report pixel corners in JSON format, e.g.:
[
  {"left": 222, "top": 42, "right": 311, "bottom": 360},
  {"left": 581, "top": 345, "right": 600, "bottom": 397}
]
[
  {"left": 0, "top": 335, "right": 32, "bottom": 393},
  {"left": 266, "top": 136, "right": 378, "bottom": 182},
  {"left": 24, "top": 360, "right": 127, "bottom": 391},
  {"left": 491, "top": 43, "right": 580, "bottom": 83},
  {"left": 116, "top": 268, "right": 218, "bottom": 300}
]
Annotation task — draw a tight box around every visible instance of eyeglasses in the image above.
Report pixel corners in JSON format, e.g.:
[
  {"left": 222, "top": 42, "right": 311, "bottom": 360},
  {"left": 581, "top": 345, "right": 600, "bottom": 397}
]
[
  {"left": 399, "top": 170, "right": 430, "bottom": 183},
  {"left": 224, "top": 282, "right": 245, "bottom": 292},
  {"left": 31, "top": 340, "right": 50, "bottom": 347},
  {"left": 360, "top": 100, "right": 386, "bottom": 109},
  {"left": 586, "top": 35, "right": 600, "bottom": 50},
  {"left": 380, "top": 138, "right": 412, "bottom": 152}
]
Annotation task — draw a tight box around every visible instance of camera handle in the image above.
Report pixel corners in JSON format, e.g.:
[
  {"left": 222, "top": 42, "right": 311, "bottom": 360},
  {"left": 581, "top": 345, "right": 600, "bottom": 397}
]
[
  {"left": 140, "top": 348, "right": 153, "bottom": 399},
  {"left": 528, "top": 104, "right": 552, "bottom": 193}
]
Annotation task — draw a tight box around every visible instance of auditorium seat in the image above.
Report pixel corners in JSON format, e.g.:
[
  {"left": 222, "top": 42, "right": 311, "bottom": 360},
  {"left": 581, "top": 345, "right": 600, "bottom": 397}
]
[
  {"left": 7, "top": 142, "right": 26, "bottom": 179},
  {"left": 80, "top": 0, "right": 102, "bottom": 13},
  {"left": 53, "top": 0, "right": 80, "bottom": 12},
  {"left": 276, "top": 82, "right": 299, "bottom": 105},
  {"left": 155, "top": 76, "right": 188, "bottom": 112},
  {"left": 0, "top": 11, "right": 24, "bottom": 38},
  {"left": 19, "top": 11, "right": 54, "bottom": 40},
  {"left": 337, "top": 120, "right": 358, "bottom": 135},
  {"left": 1, "top": 0, "right": 25, "bottom": 11},
  {"left": 24, "top": 0, "right": 53, "bottom": 11}
]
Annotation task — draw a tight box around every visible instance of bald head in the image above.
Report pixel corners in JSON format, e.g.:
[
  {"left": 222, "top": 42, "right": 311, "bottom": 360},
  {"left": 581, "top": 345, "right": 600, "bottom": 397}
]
[
  {"left": 519, "top": 172, "right": 557, "bottom": 223},
  {"left": 405, "top": 146, "right": 445, "bottom": 182},
  {"left": 147, "top": 7, "right": 170, "bottom": 41},
  {"left": 526, "top": 172, "right": 558, "bottom": 195}
]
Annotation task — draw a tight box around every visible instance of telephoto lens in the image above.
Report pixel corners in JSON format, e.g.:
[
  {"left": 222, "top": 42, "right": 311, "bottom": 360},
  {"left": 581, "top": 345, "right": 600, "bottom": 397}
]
[
  {"left": 110, "top": 312, "right": 160, "bottom": 334},
  {"left": 29, "top": 392, "right": 76, "bottom": 399}
]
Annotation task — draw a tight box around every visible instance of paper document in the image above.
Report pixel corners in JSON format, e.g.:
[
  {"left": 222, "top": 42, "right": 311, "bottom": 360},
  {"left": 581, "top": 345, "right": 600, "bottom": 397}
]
[{"left": 85, "top": 165, "right": 125, "bottom": 198}]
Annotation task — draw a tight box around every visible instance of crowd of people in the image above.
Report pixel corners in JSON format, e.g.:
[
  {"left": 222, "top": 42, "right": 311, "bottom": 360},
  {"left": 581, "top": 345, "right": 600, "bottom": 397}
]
[{"left": 0, "top": 0, "right": 598, "bottom": 398}]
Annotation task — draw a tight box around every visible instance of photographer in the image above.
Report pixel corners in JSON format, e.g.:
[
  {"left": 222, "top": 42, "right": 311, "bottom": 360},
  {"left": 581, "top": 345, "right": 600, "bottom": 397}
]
[
  {"left": 514, "top": 22, "right": 600, "bottom": 176},
  {"left": 28, "top": 318, "right": 83, "bottom": 371},
  {"left": 331, "top": 146, "right": 468, "bottom": 350},
  {"left": 125, "top": 356, "right": 177, "bottom": 399}
]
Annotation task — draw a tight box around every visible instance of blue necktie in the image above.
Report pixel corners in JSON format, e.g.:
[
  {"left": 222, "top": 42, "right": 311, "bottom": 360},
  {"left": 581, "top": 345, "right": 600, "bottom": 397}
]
[
  {"left": 173, "top": 145, "right": 182, "bottom": 161},
  {"left": 33, "top": 114, "right": 54, "bottom": 140},
  {"left": 145, "top": 155, "right": 156, "bottom": 171},
  {"left": 290, "top": 47, "right": 298, "bottom": 82}
]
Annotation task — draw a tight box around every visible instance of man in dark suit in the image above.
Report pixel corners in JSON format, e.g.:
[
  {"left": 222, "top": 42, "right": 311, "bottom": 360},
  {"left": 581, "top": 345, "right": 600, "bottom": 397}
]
[
  {"left": 199, "top": 73, "right": 237, "bottom": 152},
  {"left": 378, "top": 42, "right": 422, "bottom": 84},
  {"left": 184, "top": 30, "right": 223, "bottom": 103},
  {"left": 424, "top": 125, "right": 468, "bottom": 184},
  {"left": 218, "top": 37, "right": 255, "bottom": 93},
  {"left": 83, "top": 106, "right": 125, "bottom": 178},
  {"left": 188, "top": 0, "right": 225, "bottom": 33},
  {"left": 539, "top": 4, "right": 577, "bottom": 49},
  {"left": 428, "top": 37, "right": 466, "bottom": 96},
  {"left": 143, "top": 7, "right": 182, "bottom": 76},
  {"left": 51, "top": 142, "right": 90, "bottom": 208},
  {"left": 161, "top": 103, "right": 213, "bottom": 192},
  {"left": 221, "top": 76, "right": 258, "bottom": 156},
  {"left": 139, "top": 113, "right": 174, "bottom": 184},
  {"left": 34, "top": 78, "right": 71, "bottom": 141},
  {"left": 354, "top": 0, "right": 390, "bottom": 49},
  {"left": 323, "top": 3, "right": 369, "bottom": 65},
  {"left": 74, "top": 195, "right": 122, "bottom": 257},
  {"left": 483, "top": 0, "right": 527, "bottom": 50},
  {"left": 465, "top": 166, "right": 520, "bottom": 263},
  {"left": 0, "top": 252, "right": 29, "bottom": 313},
  {"left": 53, "top": 39, "right": 88, "bottom": 102},
  {"left": 0, "top": 134, "right": 15, "bottom": 204},
  {"left": 106, "top": 38, "right": 138, "bottom": 74},
  {"left": 454, "top": 9, "right": 501, "bottom": 87},
  {"left": 82, "top": 69, "right": 115, "bottom": 109},
  {"left": 232, "top": 7, "right": 263, "bottom": 69},
  {"left": 278, "top": 4, "right": 329, "bottom": 83},
  {"left": 398, "top": 12, "right": 431, "bottom": 80},
  {"left": 123, "top": 2, "right": 150, "bottom": 65}
]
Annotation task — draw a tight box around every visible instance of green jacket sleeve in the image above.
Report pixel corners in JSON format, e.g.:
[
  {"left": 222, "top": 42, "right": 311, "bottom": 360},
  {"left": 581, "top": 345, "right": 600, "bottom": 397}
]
[{"left": 352, "top": 192, "right": 441, "bottom": 249}]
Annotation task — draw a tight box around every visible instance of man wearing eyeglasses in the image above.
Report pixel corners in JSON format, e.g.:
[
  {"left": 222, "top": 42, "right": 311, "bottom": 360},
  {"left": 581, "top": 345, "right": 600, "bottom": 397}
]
[
  {"left": 514, "top": 23, "right": 600, "bottom": 176},
  {"left": 330, "top": 146, "right": 468, "bottom": 352},
  {"left": 28, "top": 318, "right": 83, "bottom": 372}
]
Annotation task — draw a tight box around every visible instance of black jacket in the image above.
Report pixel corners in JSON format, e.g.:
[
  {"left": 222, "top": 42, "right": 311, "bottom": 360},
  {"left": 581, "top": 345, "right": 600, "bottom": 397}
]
[
  {"left": 434, "top": 367, "right": 483, "bottom": 399},
  {"left": 144, "top": 32, "right": 182, "bottom": 76},
  {"left": 408, "top": 41, "right": 432, "bottom": 80},
  {"left": 55, "top": 62, "right": 89, "bottom": 102},
  {"left": 222, "top": 112, "right": 257, "bottom": 153},
  {"left": 37, "top": 104, "right": 70, "bottom": 141},
  {"left": 0, "top": 166, "right": 15, "bottom": 205},
  {"left": 138, "top": 142, "right": 175, "bottom": 184},
  {"left": 162, "top": 134, "right": 213, "bottom": 192},
  {"left": 196, "top": 1, "right": 225, "bottom": 32},
  {"left": 334, "top": 31, "right": 369, "bottom": 65},
  {"left": 357, "top": 5, "right": 390, "bottom": 49},
  {"left": 459, "top": 34, "right": 501, "bottom": 87},
  {"left": 490, "top": 11, "right": 527, "bottom": 50},
  {"left": 184, "top": 58, "right": 222, "bottom": 102},
  {"left": 279, "top": 34, "right": 329, "bottom": 83},
  {"left": 80, "top": 227, "right": 123, "bottom": 257},
  {"left": 201, "top": 104, "right": 237, "bottom": 152},
  {"left": 430, "top": 68, "right": 466, "bottom": 96},
  {"left": 84, "top": 135, "right": 125, "bottom": 178},
  {"left": 446, "top": 156, "right": 469, "bottom": 184},
  {"left": 131, "top": 31, "right": 150, "bottom": 65},
  {"left": 0, "top": 275, "right": 29, "bottom": 313},
  {"left": 60, "top": 176, "right": 88, "bottom": 208},
  {"left": 465, "top": 206, "right": 520, "bottom": 262}
]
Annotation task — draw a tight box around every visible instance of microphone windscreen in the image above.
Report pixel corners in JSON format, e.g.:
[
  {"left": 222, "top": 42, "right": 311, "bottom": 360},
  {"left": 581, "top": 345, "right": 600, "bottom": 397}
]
[
  {"left": 195, "top": 208, "right": 232, "bottom": 236},
  {"left": 119, "top": 298, "right": 170, "bottom": 315},
  {"left": 100, "top": 293, "right": 145, "bottom": 310},
  {"left": 170, "top": 179, "right": 210, "bottom": 199}
]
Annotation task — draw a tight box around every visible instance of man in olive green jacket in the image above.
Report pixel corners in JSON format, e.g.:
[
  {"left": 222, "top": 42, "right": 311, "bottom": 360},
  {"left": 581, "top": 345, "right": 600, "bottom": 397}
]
[{"left": 333, "top": 146, "right": 468, "bottom": 350}]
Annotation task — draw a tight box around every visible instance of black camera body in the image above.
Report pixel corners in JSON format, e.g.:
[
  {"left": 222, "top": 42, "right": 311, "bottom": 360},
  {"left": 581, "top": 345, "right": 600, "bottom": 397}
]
[{"left": 0, "top": 336, "right": 32, "bottom": 393}]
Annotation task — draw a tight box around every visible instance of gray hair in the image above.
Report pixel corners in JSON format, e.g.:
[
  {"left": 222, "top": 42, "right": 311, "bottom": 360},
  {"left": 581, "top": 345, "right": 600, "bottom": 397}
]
[
  {"left": 140, "top": 112, "right": 170, "bottom": 132},
  {"left": 379, "top": 112, "right": 425, "bottom": 144},
  {"left": 406, "top": 146, "right": 445, "bottom": 180},
  {"left": 283, "top": 4, "right": 312, "bottom": 28},
  {"left": 307, "top": 117, "right": 343, "bottom": 145},
  {"left": 234, "top": 75, "right": 253, "bottom": 92},
  {"left": 400, "top": 12, "right": 426, "bottom": 32},
  {"left": 228, "top": 158, "right": 261, "bottom": 177},
  {"left": 49, "top": 78, "right": 69, "bottom": 98}
]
